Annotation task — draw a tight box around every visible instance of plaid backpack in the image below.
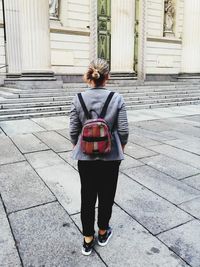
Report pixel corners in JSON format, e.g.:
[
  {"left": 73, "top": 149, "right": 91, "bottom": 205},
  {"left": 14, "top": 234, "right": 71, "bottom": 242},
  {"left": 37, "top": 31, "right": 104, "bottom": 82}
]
[{"left": 78, "top": 92, "right": 115, "bottom": 155}]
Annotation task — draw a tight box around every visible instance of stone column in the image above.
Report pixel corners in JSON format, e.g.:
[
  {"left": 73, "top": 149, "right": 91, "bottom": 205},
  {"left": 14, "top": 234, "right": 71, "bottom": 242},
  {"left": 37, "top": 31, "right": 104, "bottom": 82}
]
[
  {"left": 19, "top": 0, "right": 52, "bottom": 76},
  {"left": 181, "top": 0, "right": 200, "bottom": 73},
  {"left": 4, "top": 0, "right": 22, "bottom": 76},
  {"left": 90, "top": 0, "right": 98, "bottom": 61},
  {"left": 137, "top": 0, "right": 147, "bottom": 82},
  {"left": 111, "top": 0, "right": 135, "bottom": 73}
]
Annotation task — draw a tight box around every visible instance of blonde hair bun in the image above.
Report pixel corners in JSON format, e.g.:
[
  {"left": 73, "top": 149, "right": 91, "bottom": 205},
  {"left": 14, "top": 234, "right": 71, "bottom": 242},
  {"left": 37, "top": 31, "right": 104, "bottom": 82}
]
[{"left": 92, "top": 69, "right": 100, "bottom": 80}]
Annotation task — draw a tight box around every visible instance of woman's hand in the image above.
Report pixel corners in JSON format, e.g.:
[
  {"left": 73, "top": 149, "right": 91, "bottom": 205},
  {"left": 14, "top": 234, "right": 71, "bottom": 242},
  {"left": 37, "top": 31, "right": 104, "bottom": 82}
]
[{"left": 122, "top": 144, "right": 125, "bottom": 153}]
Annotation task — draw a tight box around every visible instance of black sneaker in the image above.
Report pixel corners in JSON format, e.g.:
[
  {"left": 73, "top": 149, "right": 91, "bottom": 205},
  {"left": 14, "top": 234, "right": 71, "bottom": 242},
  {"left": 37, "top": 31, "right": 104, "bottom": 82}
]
[
  {"left": 98, "top": 227, "right": 113, "bottom": 247},
  {"left": 82, "top": 237, "right": 95, "bottom": 256}
]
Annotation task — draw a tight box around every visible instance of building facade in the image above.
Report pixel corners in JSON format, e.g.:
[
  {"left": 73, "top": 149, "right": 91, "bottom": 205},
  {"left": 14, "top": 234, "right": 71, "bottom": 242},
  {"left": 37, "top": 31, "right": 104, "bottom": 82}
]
[{"left": 0, "top": 0, "right": 199, "bottom": 83}]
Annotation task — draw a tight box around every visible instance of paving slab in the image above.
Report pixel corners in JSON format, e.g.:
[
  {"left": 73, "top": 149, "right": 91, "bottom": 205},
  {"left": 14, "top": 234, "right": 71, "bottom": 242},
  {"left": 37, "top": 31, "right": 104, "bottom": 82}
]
[
  {"left": 72, "top": 204, "right": 189, "bottom": 267},
  {"left": 150, "top": 144, "right": 200, "bottom": 169},
  {"left": 56, "top": 128, "right": 71, "bottom": 140},
  {"left": 182, "top": 115, "right": 200, "bottom": 123},
  {"left": 160, "top": 130, "right": 199, "bottom": 140},
  {"left": 141, "top": 155, "right": 200, "bottom": 180},
  {"left": 25, "top": 150, "right": 66, "bottom": 169},
  {"left": 165, "top": 139, "right": 200, "bottom": 155},
  {"left": 134, "top": 120, "right": 177, "bottom": 133},
  {"left": 125, "top": 142, "right": 158, "bottom": 159},
  {"left": 34, "top": 130, "right": 72, "bottom": 152},
  {"left": 0, "top": 127, "right": 5, "bottom": 135},
  {"left": 0, "top": 136, "right": 24, "bottom": 166},
  {"left": 115, "top": 173, "right": 192, "bottom": 235},
  {"left": 0, "top": 119, "right": 44, "bottom": 136},
  {"left": 167, "top": 117, "right": 200, "bottom": 127},
  {"left": 128, "top": 133, "right": 162, "bottom": 147},
  {"left": 178, "top": 197, "right": 200, "bottom": 220},
  {"left": 9, "top": 202, "right": 104, "bottom": 267},
  {"left": 158, "top": 220, "right": 200, "bottom": 267},
  {"left": 11, "top": 133, "right": 49, "bottom": 154},
  {"left": 59, "top": 151, "right": 78, "bottom": 170},
  {"left": 0, "top": 199, "right": 21, "bottom": 267},
  {"left": 0, "top": 161, "right": 56, "bottom": 213},
  {"left": 36, "top": 163, "right": 81, "bottom": 215},
  {"left": 182, "top": 174, "right": 200, "bottom": 190},
  {"left": 31, "top": 116, "right": 69, "bottom": 130},
  {"left": 122, "top": 165, "right": 200, "bottom": 205},
  {"left": 129, "top": 126, "right": 175, "bottom": 142},
  {"left": 120, "top": 154, "right": 144, "bottom": 170}
]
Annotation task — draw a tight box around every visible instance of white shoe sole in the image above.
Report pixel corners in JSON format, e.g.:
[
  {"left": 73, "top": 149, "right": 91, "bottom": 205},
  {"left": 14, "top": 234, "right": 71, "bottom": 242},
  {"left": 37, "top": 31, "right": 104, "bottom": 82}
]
[
  {"left": 98, "top": 231, "right": 113, "bottom": 247},
  {"left": 81, "top": 247, "right": 92, "bottom": 256}
]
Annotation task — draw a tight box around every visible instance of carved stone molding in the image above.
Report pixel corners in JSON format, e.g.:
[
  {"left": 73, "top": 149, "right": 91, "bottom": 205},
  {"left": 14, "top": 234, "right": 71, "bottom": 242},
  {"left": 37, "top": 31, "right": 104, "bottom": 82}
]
[{"left": 164, "top": 0, "right": 176, "bottom": 37}]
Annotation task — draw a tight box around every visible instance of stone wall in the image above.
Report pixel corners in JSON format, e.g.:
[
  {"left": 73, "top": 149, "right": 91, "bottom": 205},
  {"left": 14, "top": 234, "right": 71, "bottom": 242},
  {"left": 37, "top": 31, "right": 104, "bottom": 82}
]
[
  {"left": 146, "top": 0, "right": 184, "bottom": 75},
  {"left": 50, "top": 0, "right": 90, "bottom": 74}
]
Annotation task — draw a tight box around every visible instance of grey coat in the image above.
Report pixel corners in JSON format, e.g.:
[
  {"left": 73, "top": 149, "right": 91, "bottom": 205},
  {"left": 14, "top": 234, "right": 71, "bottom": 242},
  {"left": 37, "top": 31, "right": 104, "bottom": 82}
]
[{"left": 69, "top": 87, "right": 129, "bottom": 161}]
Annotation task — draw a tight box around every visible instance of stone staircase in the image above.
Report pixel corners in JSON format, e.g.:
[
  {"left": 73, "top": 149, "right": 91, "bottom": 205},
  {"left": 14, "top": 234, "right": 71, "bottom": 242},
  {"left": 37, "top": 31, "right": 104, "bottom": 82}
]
[{"left": 0, "top": 81, "right": 200, "bottom": 121}]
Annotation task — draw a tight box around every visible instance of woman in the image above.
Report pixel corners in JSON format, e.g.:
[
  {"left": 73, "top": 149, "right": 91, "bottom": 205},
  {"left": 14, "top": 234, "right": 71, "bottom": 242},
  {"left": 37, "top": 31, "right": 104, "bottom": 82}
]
[{"left": 69, "top": 58, "right": 129, "bottom": 256}]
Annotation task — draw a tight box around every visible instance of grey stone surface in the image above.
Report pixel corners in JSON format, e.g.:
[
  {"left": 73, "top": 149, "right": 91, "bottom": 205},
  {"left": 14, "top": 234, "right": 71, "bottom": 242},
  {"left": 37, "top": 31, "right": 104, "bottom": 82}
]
[
  {"left": 179, "top": 197, "right": 200, "bottom": 219},
  {"left": 168, "top": 117, "right": 200, "bottom": 128},
  {"left": 0, "top": 136, "right": 24, "bottom": 165},
  {"left": 183, "top": 115, "right": 200, "bottom": 123},
  {"left": 72, "top": 205, "right": 189, "bottom": 267},
  {"left": 11, "top": 133, "right": 48, "bottom": 154},
  {"left": 129, "top": 126, "right": 175, "bottom": 142},
  {"left": 59, "top": 152, "right": 78, "bottom": 170},
  {"left": 0, "top": 199, "right": 21, "bottom": 267},
  {"left": 9, "top": 202, "right": 104, "bottom": 267},
  {"left": 32, "top": 116, "right": 69, "bottom": 130},
  {"left": 34, "top": 130, "right": 72, "bottom": 152},
  {"left": 183, "top": 174, "right": 200, "bottom": 190},
  {"left": 134, "top": 120, "right": 176, "bottom": 132},
  {"left": 0, "top": 119, "right": 44, "bottom": 136},
  {"left": 125, "top": 142, "right": 158, "bottom": 159},
  {"left": 150, "top": 144, "right": 200, "bottom": 169},
  {"left": 122, "top": 165, "right": 200, "bottom": 205},
  {"left": 25, "top": 150, "right": 65, "bottom": 169},
  {"left": 115, "top": 173, "right": 192, "bottom": 235},
  {"left": 36, "top": 163, "right": 81, "bottom": 214},
  {"left": 120, "top": 154, "right": 144, "bottom": 170},
  {"left": 158, "top": 220, "right": 200, "bottom": 267},
  {"left": 128, "top": 133, "right": 162, "bottom": 147},
  {"left": 0, "top": 161, "right": 56, "bottom": 213},
  {"left": 56, "top": 128, "right": 70, "bottom": 140},
  {"left": 160, "top": 130, "right": 198, "bottom": 140},
  {"left": 165, "top": 139, "right": 200, "bottom": 155},
  {"left": 141, "top": 155, "right": 200, "bottom": 179},
  {"left": 0, "top": 128, "right": 5, "bottom": 135}
]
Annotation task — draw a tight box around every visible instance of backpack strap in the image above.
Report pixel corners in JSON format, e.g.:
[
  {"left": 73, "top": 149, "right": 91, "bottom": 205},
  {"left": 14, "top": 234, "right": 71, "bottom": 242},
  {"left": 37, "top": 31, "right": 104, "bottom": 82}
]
[
  {"left": 99, "top": 92, "right": 115, "bottom": 119},
  {"left": 77, "top": 93, "right": 92, "bottom": 119}
]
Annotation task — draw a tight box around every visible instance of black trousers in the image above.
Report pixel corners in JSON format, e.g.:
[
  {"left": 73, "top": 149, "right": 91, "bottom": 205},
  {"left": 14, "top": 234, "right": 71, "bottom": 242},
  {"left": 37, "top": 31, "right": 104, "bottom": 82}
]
[{"left": 78, "top": 160, "right": 120, "bottom": 236}]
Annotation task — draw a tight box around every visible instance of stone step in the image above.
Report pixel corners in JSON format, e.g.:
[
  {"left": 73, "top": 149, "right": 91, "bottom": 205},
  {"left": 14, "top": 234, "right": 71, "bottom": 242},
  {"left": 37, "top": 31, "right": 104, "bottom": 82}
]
[
  {"left": 0, "top": 100, "right": 200, "bottom": 121},
  {"left": 1, "top": 100, "right": 72, "bottom": 109},
  {"left": 0, "top": 110, "right": 69, "bottom": 121},
  {"left": 1, "top": 96, "right": 200, "bottom": 116},
  {"left": 0, "top": 105, "right": 69, "bottom": 115},
  {"left": 0, "top": 90, "right": 200, "bottom": 105},
  {"left": 125, "top": 96, "right": 200, "bottom": 105},
  {"left": 1, "top": 87, "right": 200, "bottom": 100},
  {"left": 126, "top": 100, "right": 200, "bottom": 110},
  {"left": 1, "top": 92, "right": 200, "bottom": 109}
]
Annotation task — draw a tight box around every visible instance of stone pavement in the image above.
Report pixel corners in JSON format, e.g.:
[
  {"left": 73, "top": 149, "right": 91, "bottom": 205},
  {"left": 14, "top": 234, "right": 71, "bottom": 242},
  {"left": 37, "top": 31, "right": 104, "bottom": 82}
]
[{"left": 0, "top": 104, "right": 200, "bottom": 267}]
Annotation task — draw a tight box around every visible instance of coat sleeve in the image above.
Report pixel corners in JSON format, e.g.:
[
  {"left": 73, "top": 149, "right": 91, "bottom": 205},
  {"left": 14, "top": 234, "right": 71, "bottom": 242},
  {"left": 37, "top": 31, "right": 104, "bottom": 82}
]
[
  {"left": 69, "top": 95, "right": 82, "bottom": 145},
  {"left": 117, "top": 95, "right": 129, "bottom": 145}
]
